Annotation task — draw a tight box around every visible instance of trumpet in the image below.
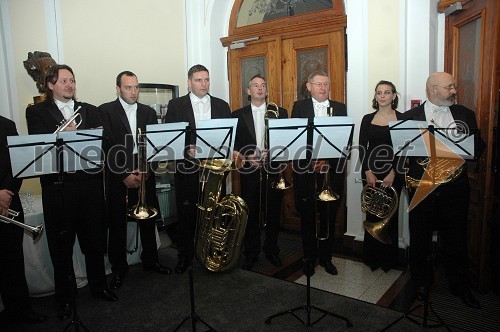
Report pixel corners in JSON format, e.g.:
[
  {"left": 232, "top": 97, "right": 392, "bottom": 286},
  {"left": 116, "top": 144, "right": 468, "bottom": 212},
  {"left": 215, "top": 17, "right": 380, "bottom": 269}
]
[
  {"left": 53, "top": 106, "right": 82, "bottom": 133},
  {"left": 0, "top": 209, "right": 44, "bottom": 240},
  {"left": 314, "top": 107, "right": 339, "bottom": 240}
]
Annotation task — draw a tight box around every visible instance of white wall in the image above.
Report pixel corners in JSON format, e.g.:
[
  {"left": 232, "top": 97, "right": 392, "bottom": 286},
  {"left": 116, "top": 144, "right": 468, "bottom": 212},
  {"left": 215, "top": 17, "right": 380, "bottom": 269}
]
[{"left": 0, "top": 0, "right": 187, "bottom": 193}]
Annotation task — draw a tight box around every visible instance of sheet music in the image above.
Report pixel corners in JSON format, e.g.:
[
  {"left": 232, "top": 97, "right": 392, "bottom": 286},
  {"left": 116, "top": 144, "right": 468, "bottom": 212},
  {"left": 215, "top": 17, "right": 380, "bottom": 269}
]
[
  {"left": 311, "top": 116, "right": 353, "bottom": 159},
  {"left": 146, "top": 122, "right": 188, "bottom": 162},
  {"left": 268, "top": 118, "right": 308, "bottom": 161},
  {"left": 195, "top": 118, "right": 238, "bottom": 160},
  {"left": 7, "top": 134, "right": 56, "bottom": 178},
  {"left": 57, "top": 129, "right": 104, "bottom": 172},
  {"left": 389, "top": 120, "right": 475, "bottom": 159}
]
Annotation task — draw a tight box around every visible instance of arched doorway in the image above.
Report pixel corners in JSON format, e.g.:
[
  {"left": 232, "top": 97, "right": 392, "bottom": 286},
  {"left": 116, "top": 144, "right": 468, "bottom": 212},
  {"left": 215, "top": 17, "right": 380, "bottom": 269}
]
[{"left": 221, "top": 0, "right": 347, "bottom": 232}]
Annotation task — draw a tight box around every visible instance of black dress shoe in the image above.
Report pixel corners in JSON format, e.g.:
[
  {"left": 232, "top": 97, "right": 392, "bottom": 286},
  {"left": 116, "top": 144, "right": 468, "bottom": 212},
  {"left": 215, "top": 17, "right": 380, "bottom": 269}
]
[
  {"left": 242, "top": 257, "right": 257, "bottom": 270},
  {"left": 451, "top": 287, "right": 481, "bottom": 309},
  {"left": 11, "top": 310, "right": 47, "bottom": 324},
  {"left": 319, "top": 260, "right": 338, "bottom": 275},
  {"left": 144, "top": 262, "right": 172, "bottom": 274},
  {"left": 110, "top": 273, "right": 124, "bottom": 290},
  {"left": 265, "top": 253, "right": 283, "bottom": 267},
  {"left": 92, "top": 288, "right": 118, "bottom": 302},
  {"left": 57, "top": 303, "right": 72, "bottom": 321},
  {"left": 175, "top": 259, "right": 189, "bottom": 274}
]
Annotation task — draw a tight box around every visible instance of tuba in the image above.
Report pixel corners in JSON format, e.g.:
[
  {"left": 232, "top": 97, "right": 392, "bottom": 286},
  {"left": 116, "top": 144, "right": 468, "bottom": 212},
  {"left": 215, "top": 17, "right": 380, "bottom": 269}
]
[
  {"left": 1, "top": 209, "right": 44, "bottom": 240},
  {"left": 195, "top": 159, "right": 248, "bottom": 272},
  {"left": 359, "top": 179, "right": 399, "bottom": 244},
  {"left": 127, "top": 128, "right": 158, "bottom": 220}
]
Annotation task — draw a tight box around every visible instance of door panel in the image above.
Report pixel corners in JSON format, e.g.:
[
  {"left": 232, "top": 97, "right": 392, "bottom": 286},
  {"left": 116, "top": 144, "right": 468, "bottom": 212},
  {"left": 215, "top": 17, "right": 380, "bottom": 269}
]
[
  {"left": 444, "top": 0, "right": 499, "bottom": 289},
  {"left": 281, "top": 30, "right": 346, "bottom": 232},
  {"left": 227, "top": 29, "right": 346, "bottom": 232}
]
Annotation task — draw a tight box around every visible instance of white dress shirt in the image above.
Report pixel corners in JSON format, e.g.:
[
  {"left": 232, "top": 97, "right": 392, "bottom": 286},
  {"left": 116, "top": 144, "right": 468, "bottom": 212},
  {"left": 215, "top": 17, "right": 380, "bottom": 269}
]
[
  {"left": 54, "top": 99, "right": 75, "bottom": 120},
  {"left": 424, "top": 100, "right": 456, "bottom": 130},
  {"left": 251, "top": 103, "right": 266, "bottom": 150},
  {"left": 312, "top": 98, "right": 330, "bottom": 117},
  {"left": 119, "top": 97, "right": 138, "bottom": 154},
  {"left": 190, "top": 93, "right": 211, "bottom": 124}
]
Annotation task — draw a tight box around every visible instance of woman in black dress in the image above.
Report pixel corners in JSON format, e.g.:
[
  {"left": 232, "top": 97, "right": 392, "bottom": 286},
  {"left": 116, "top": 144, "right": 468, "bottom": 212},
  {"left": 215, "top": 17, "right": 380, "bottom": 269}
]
[{"left": 359, "top": 80, "right": 403, "bottom": 272}]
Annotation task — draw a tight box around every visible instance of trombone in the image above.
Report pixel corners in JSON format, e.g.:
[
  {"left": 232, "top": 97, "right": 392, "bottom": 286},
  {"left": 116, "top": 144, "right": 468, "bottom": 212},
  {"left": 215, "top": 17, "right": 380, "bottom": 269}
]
[
  {"left": 127, "top": 128, "right": 158, "bottom": 220},
  {"left": 53, "top": 106, "right": 82, "bottom": 133},
  {"left": 314, "top": 107, "right": 339, "bottom": 240},
  {"left": 0, "top": 209, "right": 44, "bottom": 240},
  {"left": 259, "top": 102, "right": 292, "bottom": 228}
]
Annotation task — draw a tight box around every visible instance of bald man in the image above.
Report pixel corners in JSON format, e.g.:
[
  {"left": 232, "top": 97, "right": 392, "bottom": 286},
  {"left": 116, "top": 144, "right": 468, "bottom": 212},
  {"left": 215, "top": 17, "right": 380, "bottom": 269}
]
[{"left": 401, "top": 72, "right": 481, "bottom": 309}]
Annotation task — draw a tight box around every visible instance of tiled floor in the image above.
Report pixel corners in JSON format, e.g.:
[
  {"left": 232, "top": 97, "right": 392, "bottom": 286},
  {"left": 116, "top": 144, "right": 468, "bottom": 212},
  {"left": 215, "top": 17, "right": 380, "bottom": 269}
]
[{"left": 294, "top": 257, "right": 402, "bottom": 304}]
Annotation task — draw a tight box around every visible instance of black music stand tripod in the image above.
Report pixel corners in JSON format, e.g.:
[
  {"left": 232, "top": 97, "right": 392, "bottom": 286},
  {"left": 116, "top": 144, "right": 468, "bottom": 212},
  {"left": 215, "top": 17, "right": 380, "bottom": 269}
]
[
  {"left": 380, "top": 252, "right": 450, "bottom": 331},
  {"left": 265, "top": 257, "right": 353, "bottom": 328},
  {"left": 174, "top": 263, "right": 215, "bottom": 332},
  {"left": 8, "top": 131, "right": 103, "bottom": 332},
  {"left": 265, "top": 117, "right": 354, "bottom": 328}
]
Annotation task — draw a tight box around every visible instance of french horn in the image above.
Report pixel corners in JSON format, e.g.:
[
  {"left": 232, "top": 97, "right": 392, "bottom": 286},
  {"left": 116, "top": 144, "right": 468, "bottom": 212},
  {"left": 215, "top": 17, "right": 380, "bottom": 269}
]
[{"left": 359, "top": 179, "right": 398, "bottom": 244}]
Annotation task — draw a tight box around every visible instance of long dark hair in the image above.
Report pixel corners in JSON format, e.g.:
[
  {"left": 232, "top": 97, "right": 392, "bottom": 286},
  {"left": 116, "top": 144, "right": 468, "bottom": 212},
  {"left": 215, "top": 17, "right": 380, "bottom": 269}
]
[
  {"left": 372, "top": 80, "right": 399, "bottom": 110},
  {"left": 44, "top": 64, "right": 75, "bottom": 103}
]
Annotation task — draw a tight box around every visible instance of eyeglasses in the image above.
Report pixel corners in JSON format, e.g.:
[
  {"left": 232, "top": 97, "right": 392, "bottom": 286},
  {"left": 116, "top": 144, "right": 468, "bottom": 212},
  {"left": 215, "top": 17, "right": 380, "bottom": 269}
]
[
  {"left": 310, "top": 82, "right": 330, "bottom": 88},
  {"left": 434, "top": 84, "right": 456, "bottom": 91}
]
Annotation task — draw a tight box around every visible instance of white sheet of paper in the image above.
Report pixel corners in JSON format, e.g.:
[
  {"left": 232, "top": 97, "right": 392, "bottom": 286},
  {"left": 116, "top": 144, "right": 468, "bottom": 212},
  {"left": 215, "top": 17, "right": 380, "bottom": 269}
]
[
  {"left": 195, "top": 118, "right": 238, "bottom": 160},
  {"left": 57, "top": 129, "right": 104, "bottom": 172},
  {"left": 389, "top": 120, "right": 475, "bottom": 159},
  {"left": 268, "top": 118, "right": 308, "bottom": 161},
  {"left": 146, "top": 122, "right": 188, "bottom": 162},
  {"left": 311, "top": 116, "right": 353, "bottom": 159},
  {"left": 7, "top": 134, "right": 57, "bottom": 178}
]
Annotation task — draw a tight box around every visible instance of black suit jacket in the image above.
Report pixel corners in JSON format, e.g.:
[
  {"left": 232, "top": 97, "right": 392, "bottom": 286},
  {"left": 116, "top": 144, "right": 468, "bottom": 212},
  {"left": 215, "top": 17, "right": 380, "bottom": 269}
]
[
  {"left": 291, "top": 98, "right": 348, "bottom": 205},
  {"left": 164, "top": 93, "right": 231, "bottom": 142},
  {"left": 0, "top": 116, "right": 23, "bottom": 215},
  {"left": 99, "top": 99, "right": 158, "bottom": 181},
  {"left": 26, "top": 99, "right": 103, "bottom": 186},
  {"left": 232, "top": 104, "right": 288, "bottom": 156}
]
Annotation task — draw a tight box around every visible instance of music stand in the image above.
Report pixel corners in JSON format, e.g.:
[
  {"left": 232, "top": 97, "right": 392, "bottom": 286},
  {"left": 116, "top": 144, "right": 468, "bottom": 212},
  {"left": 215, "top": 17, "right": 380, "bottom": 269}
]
[
  {"left": 265, "top": 116, "right": 354, "bottom": 328},
  {"left": 381, "top": 119, "right": 477, "bottom": 331},
  {"left": 8, "top": 129, "right": 104, "bottom": 332},
  {"left": 147, "top": 119, "right": 238, "bottom": 332}
]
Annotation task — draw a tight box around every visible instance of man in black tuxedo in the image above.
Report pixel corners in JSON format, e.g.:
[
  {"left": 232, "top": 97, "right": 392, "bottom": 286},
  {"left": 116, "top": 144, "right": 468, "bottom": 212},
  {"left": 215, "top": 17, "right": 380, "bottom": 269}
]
[
  {"left": 164, "top": 64, "right": 232, "bottom": 273},
  {"left": 0, "top": 116, "right": 47, "bottom": 326},
  {"left": 232, "top": 75, "right": 288, "bottom": 270},
  {"left": 401, "top": 72, "right": 480, "bottom": 309},
  {"left": 100, "top": 71, "right": 172, "bottom": 289},
  {"left": 291, "top": 70, "right": 347, "bottom": 276},
  {"left": 26, "top": 65, "right": 117, "bottom": 321}
]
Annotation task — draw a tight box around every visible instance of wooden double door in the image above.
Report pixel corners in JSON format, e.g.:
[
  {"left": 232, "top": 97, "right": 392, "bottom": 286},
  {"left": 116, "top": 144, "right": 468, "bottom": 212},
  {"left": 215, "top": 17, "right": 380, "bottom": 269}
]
[{"left": 226, "top": 29, "right": 346, "bottom": 232}]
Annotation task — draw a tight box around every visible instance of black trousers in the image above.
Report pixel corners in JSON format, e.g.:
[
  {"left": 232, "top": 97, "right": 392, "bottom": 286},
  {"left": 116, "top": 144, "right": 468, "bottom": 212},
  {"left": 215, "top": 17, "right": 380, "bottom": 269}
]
[
  {"left": 173, "top": 171, "right": 200, "bottom": 262},
  {"left": 41, "top": 177, "right": 107, "bottom": 304},
  {"left": 295, "top": 171, "right": 340, "bottom": 263},
  {"left": 107, "top": 175, "right": 159, "bottom": 274},
  {"left": 409, "top": 176, "right": 471, "bottom": 290},
  {"left": 240, "top": 169, "right": 283, "bottom": 259},
  {"left": 0, "top": 220, "right": 31, "bottom": 318}
]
